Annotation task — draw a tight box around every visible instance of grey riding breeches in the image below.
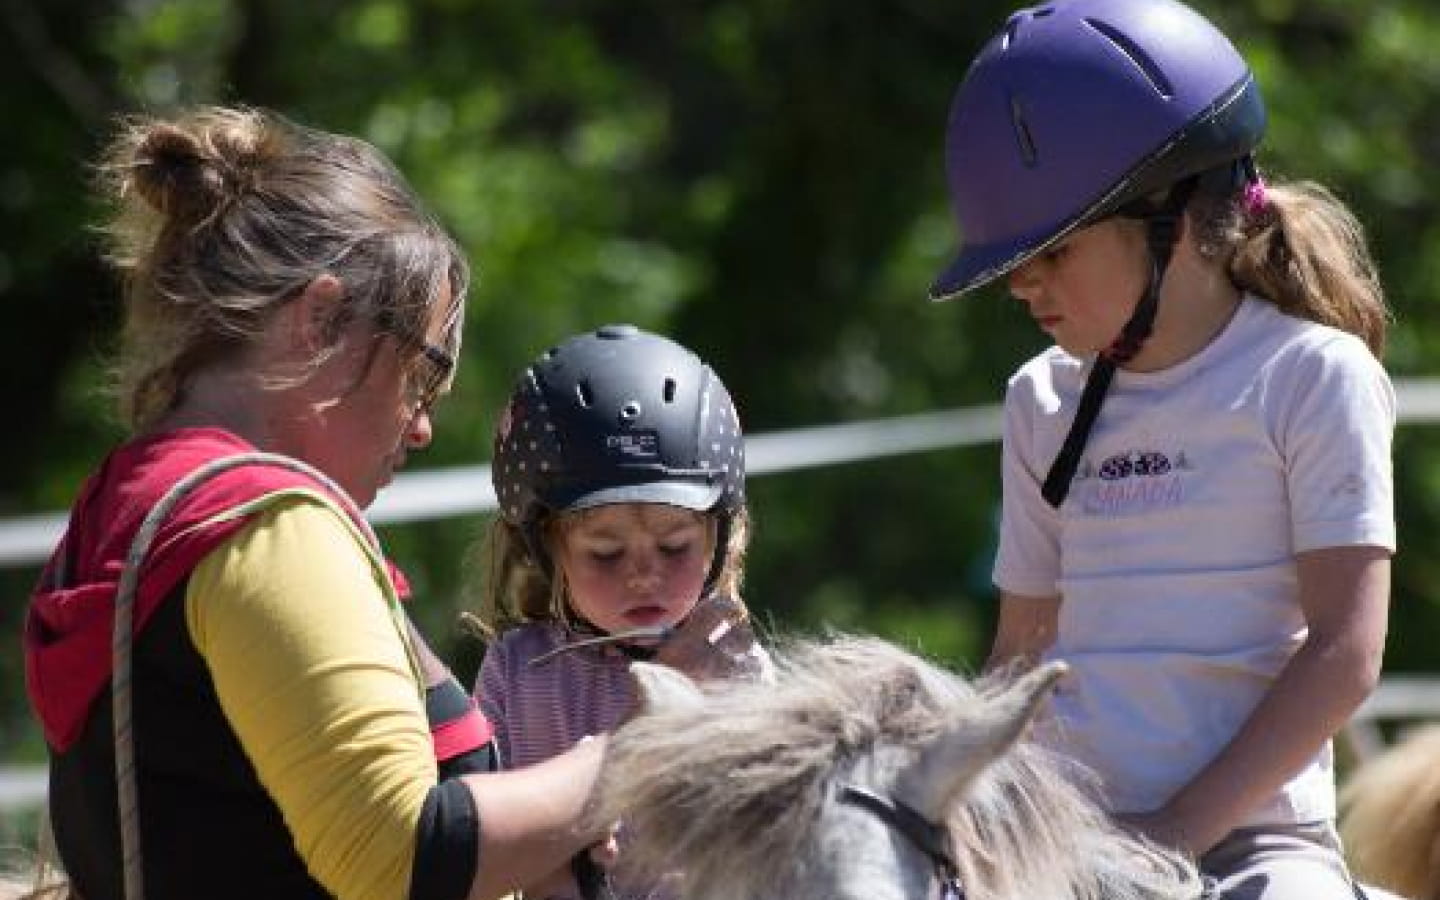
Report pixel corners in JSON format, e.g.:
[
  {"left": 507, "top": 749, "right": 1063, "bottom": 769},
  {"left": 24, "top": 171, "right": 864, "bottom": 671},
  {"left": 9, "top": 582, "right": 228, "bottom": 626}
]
[{"left": 1200, "top": 822, "right": 1362, "bottom": 900}]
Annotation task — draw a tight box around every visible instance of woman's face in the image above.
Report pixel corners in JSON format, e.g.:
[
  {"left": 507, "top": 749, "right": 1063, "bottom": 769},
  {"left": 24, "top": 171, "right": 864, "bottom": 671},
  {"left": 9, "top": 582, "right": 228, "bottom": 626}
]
[
  {"left": 555, "top": 503, "right": 713, "bottom": 635},
  {"left": 1006, "top": 218, "right": 1149, "bottom": 357},
  {"left": 300, "top": 280, "right": 459, "bottom": 508}
]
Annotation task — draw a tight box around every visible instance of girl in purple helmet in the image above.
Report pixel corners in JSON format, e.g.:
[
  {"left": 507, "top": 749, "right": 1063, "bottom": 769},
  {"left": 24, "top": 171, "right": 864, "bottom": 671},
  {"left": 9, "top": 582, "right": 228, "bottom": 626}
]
[
  {"left": 935, "top": 1, "right": 1393, "bottom": 897},
  {"left": 468, "top": 324, "right": 768, "bottom": 900}
]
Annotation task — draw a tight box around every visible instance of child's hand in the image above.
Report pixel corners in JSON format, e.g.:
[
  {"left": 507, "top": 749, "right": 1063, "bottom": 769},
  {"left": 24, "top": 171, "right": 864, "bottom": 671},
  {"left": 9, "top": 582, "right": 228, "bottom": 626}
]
[
  {"left": 567, "top": 826, "right": 620, "bottom": 900},
  {"left": 588, "top": 829, "right": 620, "bottom": 869},
  {"left": 653, "top": 594, "right": 764, "bottom": 682}
]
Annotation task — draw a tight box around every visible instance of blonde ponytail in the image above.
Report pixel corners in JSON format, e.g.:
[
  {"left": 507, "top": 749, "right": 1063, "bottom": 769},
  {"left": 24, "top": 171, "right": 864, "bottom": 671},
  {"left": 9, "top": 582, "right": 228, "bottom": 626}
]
[{"left": 1208, "top": 177, "right": 1388, "bottom": 356}]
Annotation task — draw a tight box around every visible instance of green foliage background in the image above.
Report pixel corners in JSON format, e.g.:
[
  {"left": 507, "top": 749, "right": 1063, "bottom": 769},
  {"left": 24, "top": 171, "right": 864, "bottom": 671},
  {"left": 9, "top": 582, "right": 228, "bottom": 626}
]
[{"left": 3, "top": 0, "right": 1439, "bottom": 766}]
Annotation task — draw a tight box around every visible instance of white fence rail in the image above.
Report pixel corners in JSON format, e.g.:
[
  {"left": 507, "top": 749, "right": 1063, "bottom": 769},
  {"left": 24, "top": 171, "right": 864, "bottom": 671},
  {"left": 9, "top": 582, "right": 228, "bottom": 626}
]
[
  {"left": 3, "top": 676, "right": 1436, "bottom": 815},
  {"left": 9, "top": 375, "right": 1440, "bottom": 567},
  {"left": 0, "top": 767, "right": 46, "bottom": 817},
  {"left": 5, "top": 379, "right": 1440, "bottom": 815},
  {"left": 1344, "top": 676, "right": 1440, "bottom": 760},
  {"left": 0, "top": 404, "right": 1007, "bottom": 567}
]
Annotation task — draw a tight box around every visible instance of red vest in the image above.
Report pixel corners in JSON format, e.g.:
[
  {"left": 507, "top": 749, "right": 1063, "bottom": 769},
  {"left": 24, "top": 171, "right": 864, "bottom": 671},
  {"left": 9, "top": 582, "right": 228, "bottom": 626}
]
[{"left": 24, "top": 427, "right": 490, "bottom": 757}]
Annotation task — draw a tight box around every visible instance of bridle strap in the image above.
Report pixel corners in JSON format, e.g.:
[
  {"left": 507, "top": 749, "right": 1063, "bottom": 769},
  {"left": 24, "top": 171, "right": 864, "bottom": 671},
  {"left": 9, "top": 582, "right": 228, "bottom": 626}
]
[
  {"left": 838, "top": 785, "right": 965, "bottom": 898},
  {"left": 839, "top": 784, "right": 1232, "bottom": 900}
]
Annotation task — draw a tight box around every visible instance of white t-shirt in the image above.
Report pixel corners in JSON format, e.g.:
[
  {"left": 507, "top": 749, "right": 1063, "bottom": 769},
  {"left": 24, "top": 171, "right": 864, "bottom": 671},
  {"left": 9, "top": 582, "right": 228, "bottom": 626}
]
[{"left": 993, "top": 296, "right": 1395, "bottom": 824}]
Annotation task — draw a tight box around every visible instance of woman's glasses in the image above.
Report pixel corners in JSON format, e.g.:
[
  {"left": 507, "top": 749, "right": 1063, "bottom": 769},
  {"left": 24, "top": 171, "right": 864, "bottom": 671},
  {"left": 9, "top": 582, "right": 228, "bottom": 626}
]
[
  {"left": 375, "top": 305, "right": 459, "bottom": 417},
  {"left": 405, "top": 341, "right": 455, "bottom": 415}
]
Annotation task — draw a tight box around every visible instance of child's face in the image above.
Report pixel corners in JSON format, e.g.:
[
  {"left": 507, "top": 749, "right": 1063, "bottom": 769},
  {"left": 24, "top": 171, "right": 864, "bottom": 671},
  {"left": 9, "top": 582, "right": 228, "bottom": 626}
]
[
  {"left": 555, "top": 503, "right": 714, "bottom": 635},
  {"left": 1005, "top": 218, "right": 1149, "bottom": 357}
]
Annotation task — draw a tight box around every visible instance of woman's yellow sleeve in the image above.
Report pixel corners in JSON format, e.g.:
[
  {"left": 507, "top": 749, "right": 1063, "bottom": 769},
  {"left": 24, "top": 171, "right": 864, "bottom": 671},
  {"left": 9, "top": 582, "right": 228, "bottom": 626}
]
[{"left": 186, "top": 497, "right": 435, "bottom": 900}]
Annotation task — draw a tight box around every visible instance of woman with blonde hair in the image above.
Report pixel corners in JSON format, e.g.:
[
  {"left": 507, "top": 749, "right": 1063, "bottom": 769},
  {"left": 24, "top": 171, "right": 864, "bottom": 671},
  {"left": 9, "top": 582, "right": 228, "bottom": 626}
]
[{"left": 23, "top": 105, "right": 605, "bottom": 900}]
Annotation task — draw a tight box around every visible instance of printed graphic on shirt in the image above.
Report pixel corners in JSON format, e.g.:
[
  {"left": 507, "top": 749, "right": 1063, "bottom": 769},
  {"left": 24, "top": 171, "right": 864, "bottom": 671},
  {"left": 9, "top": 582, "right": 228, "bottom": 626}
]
[{"left": 1074, "top": 447, "right": 1194, "bottom": 516}]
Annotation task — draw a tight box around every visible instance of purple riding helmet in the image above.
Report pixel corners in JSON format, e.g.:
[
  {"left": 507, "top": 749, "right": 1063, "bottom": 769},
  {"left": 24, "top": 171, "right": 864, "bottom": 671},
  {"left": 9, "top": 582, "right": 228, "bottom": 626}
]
[
  {"left": 930, "top": 0, "right": 1266, "bottom": 506},
  {"left": 930, "top": 0, "right": 1266, "bottom": 301}
]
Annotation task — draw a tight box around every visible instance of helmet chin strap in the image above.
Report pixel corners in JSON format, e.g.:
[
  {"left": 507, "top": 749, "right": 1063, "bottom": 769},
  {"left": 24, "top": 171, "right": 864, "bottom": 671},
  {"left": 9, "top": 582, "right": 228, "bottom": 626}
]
[{"left": 1040, "top": 176, "right": 1199, "bottom": 508}]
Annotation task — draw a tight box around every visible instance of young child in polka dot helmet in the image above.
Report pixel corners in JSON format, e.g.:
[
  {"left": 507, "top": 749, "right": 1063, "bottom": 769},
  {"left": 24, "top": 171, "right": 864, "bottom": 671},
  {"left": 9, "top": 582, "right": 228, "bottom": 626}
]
[
  {"left": 469, "top": 324, "right": 765, "bottom": 900},
  {"left": 491, "top": 323, "right": 745, "bottom": 587}
]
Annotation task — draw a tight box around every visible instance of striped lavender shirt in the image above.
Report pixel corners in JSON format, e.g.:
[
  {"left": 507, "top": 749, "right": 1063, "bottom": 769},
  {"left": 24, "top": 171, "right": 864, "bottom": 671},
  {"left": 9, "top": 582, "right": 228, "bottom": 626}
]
[
  {"left": 475, "top": 621, "right": 637, "bottom": 770},
  {"left": 475, "top": 622, "right": 680, "bottom": 900}
]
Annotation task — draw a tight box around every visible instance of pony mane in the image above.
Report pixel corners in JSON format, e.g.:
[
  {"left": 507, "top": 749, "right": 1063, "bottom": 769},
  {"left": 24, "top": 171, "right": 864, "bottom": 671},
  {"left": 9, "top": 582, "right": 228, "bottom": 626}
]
[{"left": 593, "top": 634, "right": 1200, "bottom": 900}]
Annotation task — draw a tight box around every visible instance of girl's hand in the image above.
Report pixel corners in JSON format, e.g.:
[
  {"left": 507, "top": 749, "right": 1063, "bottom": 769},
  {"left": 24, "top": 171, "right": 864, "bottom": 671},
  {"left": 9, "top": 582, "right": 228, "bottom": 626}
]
[
  {"left": 653, "top": 594, "right": 763, "bottom": 682},
  {"left": 588, "top": 827, "right": 621, "bottom": 869}
]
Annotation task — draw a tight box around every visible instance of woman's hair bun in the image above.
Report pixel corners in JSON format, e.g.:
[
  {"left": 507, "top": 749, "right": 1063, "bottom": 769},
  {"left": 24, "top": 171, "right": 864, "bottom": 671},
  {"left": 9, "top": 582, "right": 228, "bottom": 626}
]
[
  {"left": 130, "top": 123, "right": 229, "bottom": 221},
  {"left": 127, "top": 109, "right": 273, "bottom": 222}
]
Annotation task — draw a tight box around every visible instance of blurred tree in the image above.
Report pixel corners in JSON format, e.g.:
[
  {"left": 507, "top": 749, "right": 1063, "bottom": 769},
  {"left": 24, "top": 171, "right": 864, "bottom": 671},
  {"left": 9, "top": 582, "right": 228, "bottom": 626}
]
[
  {"left": 0, "top": 0, "right": 125, "bottom": 763},
  {"left": 3, "top": 0, "right": 1440, "bottom": 766}
]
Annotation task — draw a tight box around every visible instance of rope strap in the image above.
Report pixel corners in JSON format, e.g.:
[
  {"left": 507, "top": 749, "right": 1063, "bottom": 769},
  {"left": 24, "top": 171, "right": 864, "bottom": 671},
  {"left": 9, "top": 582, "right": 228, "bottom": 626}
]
[{"left": 111, "top": 452, "right": 395, "bottom": 900}]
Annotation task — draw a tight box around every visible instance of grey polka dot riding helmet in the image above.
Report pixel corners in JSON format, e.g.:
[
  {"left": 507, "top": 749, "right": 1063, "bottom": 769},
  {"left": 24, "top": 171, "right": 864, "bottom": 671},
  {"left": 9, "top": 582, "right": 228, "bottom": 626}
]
[{"left": 492, "top": 324, "right": 745, "bottom": 593}]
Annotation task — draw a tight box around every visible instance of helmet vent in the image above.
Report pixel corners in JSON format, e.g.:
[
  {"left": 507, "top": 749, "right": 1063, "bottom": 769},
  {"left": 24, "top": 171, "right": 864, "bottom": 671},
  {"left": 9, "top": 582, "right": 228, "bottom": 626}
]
[
  {"left": 1009, "top": 95, "right": 1039, "bottom": 166},
  {"left": 1002, "top": 16, "right": 1021, "bottom": 49},
  {"left": 1084, "top": 17, "right": 1174, "bottom": 99},
  {"left": 1002, "top": 6, "right": 1054, "bottom": 49},
  {"left": 576, "top": 380, "right": 594, "bottom": 408},
  {"left": 663, "top": 378, "right": 677, "bottom": 403}
]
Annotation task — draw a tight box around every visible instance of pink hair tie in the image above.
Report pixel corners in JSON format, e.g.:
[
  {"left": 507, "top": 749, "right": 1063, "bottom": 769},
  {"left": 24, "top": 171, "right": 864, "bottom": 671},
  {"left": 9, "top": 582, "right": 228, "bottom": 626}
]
[{"left": 1243, "top": 177, "right": 1269, "bottom": 216}]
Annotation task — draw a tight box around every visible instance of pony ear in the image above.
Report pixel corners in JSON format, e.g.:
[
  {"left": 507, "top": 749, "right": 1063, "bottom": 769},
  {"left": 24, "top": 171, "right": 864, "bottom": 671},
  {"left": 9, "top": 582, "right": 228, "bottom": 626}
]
[
  {"left": 630, "top": 661, "right": 705, "bottom": 713},
  {"left": 898, "top": 660, "right": 1068, "bottom": 823}
]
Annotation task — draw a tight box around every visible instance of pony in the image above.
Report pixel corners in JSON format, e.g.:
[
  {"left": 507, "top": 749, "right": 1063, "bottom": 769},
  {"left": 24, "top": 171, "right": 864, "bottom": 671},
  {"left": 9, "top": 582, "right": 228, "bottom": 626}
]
[
  {"left": 1340, "top": 724, "right": 1440, "bottom": 900},
  {"left": 591, "top": 635, "right": 1203, "bottom": 900}
]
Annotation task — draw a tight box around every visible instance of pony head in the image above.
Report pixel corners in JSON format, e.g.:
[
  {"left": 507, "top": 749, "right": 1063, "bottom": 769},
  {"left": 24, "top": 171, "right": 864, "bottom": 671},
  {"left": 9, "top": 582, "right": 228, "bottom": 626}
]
[{"left": 592, "top": 635, "right": 1201, "bottom": 900}]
